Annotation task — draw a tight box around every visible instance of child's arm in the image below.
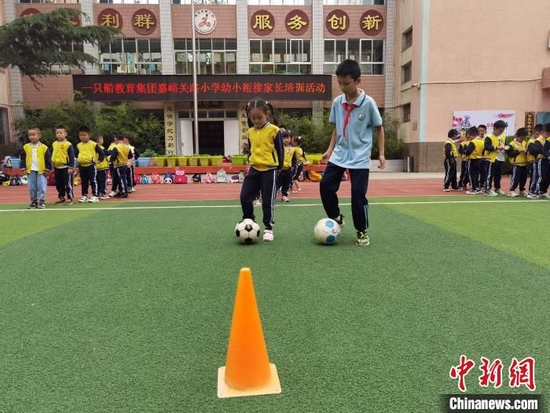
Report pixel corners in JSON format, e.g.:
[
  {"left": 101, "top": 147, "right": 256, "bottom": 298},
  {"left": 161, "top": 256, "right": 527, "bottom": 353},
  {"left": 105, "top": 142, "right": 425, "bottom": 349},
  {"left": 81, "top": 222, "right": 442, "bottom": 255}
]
[
  {"left": 20, "top": 148, "right": 26, "bottom": 172},
  {"left": 528, "top": 141, "right": 541, "bottom": 156},
  {"left": 68, "top": 145, "right": 75, "bottom": 170},
  {"left": 44, "top": 148, "right": 52, "bottom": 173},
  {"left": 95, "top": 144, "right": 105, "bottom": 162},
  {"left": 376, "top": 126, "right": 386, "bottom": 169},
  {"left": 321, "top": 128, "right": 337, "bottom": 164},
  {"left": 274, "top": 131, "right": 284, "bottom": 169},
  {"left": 465, "top": 142, "right": 475, "bottom": 156}
]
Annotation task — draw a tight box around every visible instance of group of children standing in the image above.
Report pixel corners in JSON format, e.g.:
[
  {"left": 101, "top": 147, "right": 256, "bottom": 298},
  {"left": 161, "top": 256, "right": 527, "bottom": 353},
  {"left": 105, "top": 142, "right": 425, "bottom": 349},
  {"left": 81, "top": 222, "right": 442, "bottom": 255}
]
[
  {"left": 20, "top": 126, "right": 138, "bottom": 209},
  {"left": 443, "top": 122, "right": 550, "bottom": 199}
]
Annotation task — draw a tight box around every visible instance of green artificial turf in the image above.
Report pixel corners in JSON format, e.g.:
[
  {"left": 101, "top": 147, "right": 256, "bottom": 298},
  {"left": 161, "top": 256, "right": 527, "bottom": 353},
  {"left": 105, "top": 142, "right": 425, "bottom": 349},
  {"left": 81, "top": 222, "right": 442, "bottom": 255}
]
[{"left": 0, "top": 198, "right": 547, "bottom": 412}]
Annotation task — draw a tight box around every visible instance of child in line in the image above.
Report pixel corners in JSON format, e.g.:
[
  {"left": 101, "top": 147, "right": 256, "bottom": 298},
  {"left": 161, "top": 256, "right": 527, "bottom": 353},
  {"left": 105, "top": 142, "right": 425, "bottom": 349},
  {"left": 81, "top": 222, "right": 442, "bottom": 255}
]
[
  {"left": 443, "top": 128, "right": 459, "bottom": 192},
  {"left": 51, "top": 125, "right": 75, "bottom": 205},
  {"left": 291, "top": 135, "right": 308, "bottom": 193},
  {"left": 506, "top": 128, "right": 528, "bottom": 197},
  {"left": 94, "top": 135, "right": 110, "bottom": 200},
  {"left": 239, "top": 98, "right": 284, "bottom": 242},
  {"left": 107, "top": 133, "right": 121, "bottom": 197},
  {"left": 457, "top": 130, "right": 470, "bottom": 191},
  {"left": 320, "top": 59, "right": 386, "bottom": 247},
  {"left": 75, "top": 126, "right": 105, "bottom": 203},
  {"left": 109, "top": 133, "right": 133, "bottom": 198},
  {"left": 123, "top": 135, "right": 139, "bottom": 193},
  {"left": 465, "top": 127, "right": 484, "bottom": 195},
  {"left": 279, "top": 130, "right": 295, "bottom": 203},
  {"left": 20, "top": 128, "right": 52, "bottom": 209},
  {"left": 526, "top": 124, "right": 543, "bottom": 193}
]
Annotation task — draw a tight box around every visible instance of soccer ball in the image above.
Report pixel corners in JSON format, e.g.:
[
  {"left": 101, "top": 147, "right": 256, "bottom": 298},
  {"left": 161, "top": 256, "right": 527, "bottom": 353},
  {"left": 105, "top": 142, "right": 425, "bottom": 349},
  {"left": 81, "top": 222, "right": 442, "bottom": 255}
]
[
  {"left": 314, "top": 218, "right": 341, "bottom": 245},
  {"left": 235, "top": 219, "right": 261, "bottom": 244}
]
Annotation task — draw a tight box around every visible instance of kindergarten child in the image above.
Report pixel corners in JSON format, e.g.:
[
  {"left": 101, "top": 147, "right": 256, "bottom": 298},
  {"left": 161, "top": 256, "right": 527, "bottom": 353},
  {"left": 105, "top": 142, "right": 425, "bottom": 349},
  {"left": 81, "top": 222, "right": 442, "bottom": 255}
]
[
  {"left": 279, "top": 130, "right": 295, "bottom": 202},
  {"left": 51, "top": 125, "right": 75, "bottom": 205},
  {"left": 75, "top": 126, "right": 105, "bottom": 203},
  {"left": 94, "top": 135, "right": 110, "bottom": 199},
  {"left": 291, "top": 135, "right": 308, "bottom": 193},
  {"left": 20, "top": 128, "right": 52, "bottom": 209},
  {"left": 239, "top": 98, "right": 284, "bottom": 242}
]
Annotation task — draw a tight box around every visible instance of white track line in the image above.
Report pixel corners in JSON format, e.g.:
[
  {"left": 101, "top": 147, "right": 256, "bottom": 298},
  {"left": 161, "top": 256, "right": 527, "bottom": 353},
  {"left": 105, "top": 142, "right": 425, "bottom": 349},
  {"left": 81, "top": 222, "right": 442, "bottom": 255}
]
[{"left": 0, "top": 198, "right": 539, "bottom": 213}]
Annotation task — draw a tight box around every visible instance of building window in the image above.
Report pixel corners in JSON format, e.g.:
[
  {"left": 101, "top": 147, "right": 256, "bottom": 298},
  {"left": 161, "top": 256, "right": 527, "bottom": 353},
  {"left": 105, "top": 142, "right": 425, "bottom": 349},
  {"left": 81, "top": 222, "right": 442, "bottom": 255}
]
[
  {"left": 402, "top": 103, "right": 411, "bottom": 123},
  {"left": 250, "top": 39, "right": 311, "bottom": 75},
  {"left": 401, "top": 62, "right": 412, "bottom": 84},
  {"left": 100, "top": 38, "right": 162, "bottom": 75},
  {"left": 323, "top": 0, "right": 384, "bottom": 4},
  {"left": 49, "top": 42, "right": 84, "bottom": 74},
  {"left": 247, "top": 0, "right": 311, "bottom": 4},
  {"left": 324, "top": 39, "right": 384, "bottom": 75},
  {"left": 172, "top": 0, "right": 235, "bottom": 3},
  {"left": 402, "top": 28, "right": 412, "bottom": 51},
  {"left": 175, "top": 38, "right": 237, "bottom": 75},
  {"left": 98, "top": 0, "right": 158, "bottom": 3}
]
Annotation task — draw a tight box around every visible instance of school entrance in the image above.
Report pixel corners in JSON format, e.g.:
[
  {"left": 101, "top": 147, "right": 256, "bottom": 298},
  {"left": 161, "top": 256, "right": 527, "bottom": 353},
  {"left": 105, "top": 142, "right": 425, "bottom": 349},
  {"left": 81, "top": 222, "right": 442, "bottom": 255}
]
[{"left": 195, "top": 121, "right": 224, "bottom": 155}]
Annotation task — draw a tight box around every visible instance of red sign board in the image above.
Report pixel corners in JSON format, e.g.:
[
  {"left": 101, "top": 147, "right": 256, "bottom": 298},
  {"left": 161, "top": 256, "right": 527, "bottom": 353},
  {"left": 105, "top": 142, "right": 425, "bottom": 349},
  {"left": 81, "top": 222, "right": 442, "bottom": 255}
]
[{"left": 73, "top": 75, "right": 332, "bottom": 102}]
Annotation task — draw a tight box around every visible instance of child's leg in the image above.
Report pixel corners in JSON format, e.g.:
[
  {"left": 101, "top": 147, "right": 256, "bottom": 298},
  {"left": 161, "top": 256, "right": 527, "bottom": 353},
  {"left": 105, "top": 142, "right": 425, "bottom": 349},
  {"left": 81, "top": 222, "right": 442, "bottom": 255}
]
[
  {"left": 530, "top": 161, "right": 541, "bottom": 194},
  {"left": 80, "top": 166, "right": 89, "bottom": 197},
  {"left": 519, "top": 166, "right": 528, "bottom": 192},
  {"left": 240, "top": 168, "right": 261, "bottom": 221},
  {"left": 348, "top": 168, "right": 370, "bottom": 232},
  {"left": 28, "top": 171, "right": 38, "bottom": 203},
  {"left": 37, "top": 173, "right": 47, "bottom": 202},
  {"left": 320, "top": 163, "right": 345, "bottom": 220},
  {"left": 97, "top": 169, "right": 107, "bottom": 196},
  {"left": 280, "top": 169, "right": 292, "bottom": 196},
  {"left": 54, "top": 168, "right": 65, "bottom": 199},
  {"left": 259, "top": 169, "right": 278, "bottom": 230},
  {"left": 90, "top": 166, "right": 98, "bottom": 197},
  {"left": 117, "top": 167, "right": 128, "bottom": 195},
  {"left": 64, "top": 168, "right": 73, "bottom": 200},
  {"left": 509, "top": 165, "right": 518, "bottom": 191}
]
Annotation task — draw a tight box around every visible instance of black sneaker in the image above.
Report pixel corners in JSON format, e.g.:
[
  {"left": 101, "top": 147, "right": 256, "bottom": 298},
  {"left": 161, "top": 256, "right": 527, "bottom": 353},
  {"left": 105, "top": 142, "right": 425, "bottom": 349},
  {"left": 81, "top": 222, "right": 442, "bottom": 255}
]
[
  {"left": 55, "top": 198, "right": 66, "bottom": 205},
  {"left": 355, "top": 231, "right": 370, "bottom": 247},
  {"left": 28, "top": 201, "right": 38, "bottom": 209},
  {"left": 37, "top": 200, "right": 46, "bottom": 209},
  {"left": 334, "top": 215, "right": 345, "bottom": 228}
]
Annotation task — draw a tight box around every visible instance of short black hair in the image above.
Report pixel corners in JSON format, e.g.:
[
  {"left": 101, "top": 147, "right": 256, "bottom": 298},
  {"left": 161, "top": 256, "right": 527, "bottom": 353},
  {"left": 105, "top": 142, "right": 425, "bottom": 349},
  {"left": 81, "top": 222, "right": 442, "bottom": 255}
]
[
  {"left": 534, "top": 123, "right": 543, "bottom": 133},
  {"left": 447, "top": 129, "right": 459, "bottom": 138},
  {"left": 335, "top": 59, "right": 361, "bottom": 81},
  {"left": 516, "top": 127, "right": 528, "bottom": 137},
  {"left": 478, "top": 124, "right": 487, "bottom": 130},
  {"left": 78, "top": 126, "right": 91, "bottom": 134},
  {"left": 493, "top": 120, "right": 507, "bottom": 129},
  {"left": 55, "top": 125, "right": 67, "bottom": 132},
  {"left": 468, "top": 126, "right": 479, "bottom": 136}
]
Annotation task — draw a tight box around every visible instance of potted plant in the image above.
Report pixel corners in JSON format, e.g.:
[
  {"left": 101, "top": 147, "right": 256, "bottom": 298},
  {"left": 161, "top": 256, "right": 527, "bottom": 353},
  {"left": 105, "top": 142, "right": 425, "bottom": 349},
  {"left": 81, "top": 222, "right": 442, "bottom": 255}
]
[
  {"left": 210, "top": 155, "right": 223, "bottom": 167},
  {"left": 198, "top": 154, "right": 210, "bottom": 166},
  {"left": 138, "top": 149, "right": 157, "bottom": 167},
  {"left": 154, "top": 155, "right": 166, "bottom": 166},
  {"left": 166, "top": 154, "right": 178, "bottom": 167},
  {"left": 188, "top": 155, "right": 199, "bottom": 166},
  {"left": 230, "top": 155, "right": 247, "bottom": 166},
  {"left": 177, "top": 155, "right": 188, "bottom": 167}
]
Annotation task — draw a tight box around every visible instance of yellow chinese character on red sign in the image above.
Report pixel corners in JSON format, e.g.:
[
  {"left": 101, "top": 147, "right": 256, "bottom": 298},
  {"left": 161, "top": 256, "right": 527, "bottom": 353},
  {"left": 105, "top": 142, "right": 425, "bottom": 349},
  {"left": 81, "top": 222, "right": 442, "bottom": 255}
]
[
  {"left": 100, "top": 13, "right": 121, "bottom": 29},
  {"left": 362, "top": 14, "right": 382, "bottom": 31},
  {"left": 327, "top": 13, "right": 347, "bottom": 31},
  {"left": 253, "top": 14, "right": 273, "bottom": 31},
  {"left": 287, "top": 14, "right": 307, "bottom": 31},
  {"left": 134, "top": 14, "right": 155, "bottom": 30}
]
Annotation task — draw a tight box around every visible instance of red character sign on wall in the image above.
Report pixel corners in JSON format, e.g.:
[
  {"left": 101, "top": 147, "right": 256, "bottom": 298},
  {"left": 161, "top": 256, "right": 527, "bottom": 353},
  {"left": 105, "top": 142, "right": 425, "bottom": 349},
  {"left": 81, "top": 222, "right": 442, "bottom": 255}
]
[
  {"left": 132, "top": 9, "right": 157, "bottom": 35},
  {"left": 98, "top": 8, "right": 123, "bottom": 30},
  {"left": 251, "top": 10, "right": 274, "bottom": 36},
  {"left": 326, "top": 10, "right": 349, "bottom": 36}
]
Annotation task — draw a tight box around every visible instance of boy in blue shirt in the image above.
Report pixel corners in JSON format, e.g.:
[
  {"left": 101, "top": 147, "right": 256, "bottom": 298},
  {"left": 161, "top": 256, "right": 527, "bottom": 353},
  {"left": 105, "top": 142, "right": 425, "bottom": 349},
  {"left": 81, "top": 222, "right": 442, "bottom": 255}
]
[{"left": 320, "top": 59, "right": 386, "bottom": 246}]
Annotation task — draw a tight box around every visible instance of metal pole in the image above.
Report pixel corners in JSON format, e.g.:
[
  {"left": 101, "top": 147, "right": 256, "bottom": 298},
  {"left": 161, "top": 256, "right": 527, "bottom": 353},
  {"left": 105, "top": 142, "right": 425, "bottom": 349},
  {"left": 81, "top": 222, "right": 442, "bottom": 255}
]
[{"left": 191, "top": 0, "right": 199, "bottom": 154}]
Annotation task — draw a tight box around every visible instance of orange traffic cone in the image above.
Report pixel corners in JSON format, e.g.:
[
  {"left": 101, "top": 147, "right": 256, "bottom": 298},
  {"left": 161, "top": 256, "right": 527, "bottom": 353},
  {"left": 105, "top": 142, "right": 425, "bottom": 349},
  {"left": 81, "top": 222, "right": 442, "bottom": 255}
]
[{"left": 217, "top": 268, "right": 282, "bottom": 398}]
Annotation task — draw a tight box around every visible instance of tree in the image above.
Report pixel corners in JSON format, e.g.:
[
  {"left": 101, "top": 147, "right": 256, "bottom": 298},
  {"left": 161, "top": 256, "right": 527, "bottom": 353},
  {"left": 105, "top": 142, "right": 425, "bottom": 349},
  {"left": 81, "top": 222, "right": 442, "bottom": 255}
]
[{"left": 0, "top": 8, "right": 117, "bottom": 84}]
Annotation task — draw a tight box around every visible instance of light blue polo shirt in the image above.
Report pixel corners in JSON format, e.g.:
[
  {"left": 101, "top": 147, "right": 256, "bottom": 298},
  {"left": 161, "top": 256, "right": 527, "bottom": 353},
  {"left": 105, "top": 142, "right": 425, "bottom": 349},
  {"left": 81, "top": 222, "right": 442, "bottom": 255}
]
[{"left": 328, "top": 90, "right": 383, "bottom": 169}]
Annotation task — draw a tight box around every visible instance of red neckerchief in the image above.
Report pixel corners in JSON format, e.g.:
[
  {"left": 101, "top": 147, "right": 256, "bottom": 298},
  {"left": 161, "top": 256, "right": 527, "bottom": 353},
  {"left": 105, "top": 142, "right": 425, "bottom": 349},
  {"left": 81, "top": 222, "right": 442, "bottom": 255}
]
[{"left": 342, "top": 102, "right": 358, "bottom": 138}]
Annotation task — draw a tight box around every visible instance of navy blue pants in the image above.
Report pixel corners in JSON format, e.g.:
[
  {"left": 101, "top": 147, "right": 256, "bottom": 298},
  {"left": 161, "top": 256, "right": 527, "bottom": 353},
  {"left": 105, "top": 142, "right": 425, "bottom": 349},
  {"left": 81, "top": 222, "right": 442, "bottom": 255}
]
[
  {"left": 320, "top": 162, "right": 370, "bottom": 232},
  {"left": 279, "top": 168, "right": 293, "bottom": 196},
  {"left": 240, "top": 168, "right": 278, "bottom": 230}
]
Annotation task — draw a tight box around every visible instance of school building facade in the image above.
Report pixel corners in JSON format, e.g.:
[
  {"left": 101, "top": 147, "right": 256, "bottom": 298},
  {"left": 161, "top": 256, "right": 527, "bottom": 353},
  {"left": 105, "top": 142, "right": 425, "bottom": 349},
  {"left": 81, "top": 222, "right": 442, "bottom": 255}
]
[{"left": 1, "top": 0, "right": 550, "bottom": 171}]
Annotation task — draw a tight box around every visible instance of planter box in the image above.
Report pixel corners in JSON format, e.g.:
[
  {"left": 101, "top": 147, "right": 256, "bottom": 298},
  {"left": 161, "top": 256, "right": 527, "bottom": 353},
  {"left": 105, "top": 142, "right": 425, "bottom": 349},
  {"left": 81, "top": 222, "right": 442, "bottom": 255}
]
[
  {"left": 137, "top": 157, "right": 151, "bottom": 167},
  {"left": 231, "top": 156, "right": 247, "bottom": 166},
  {"left": 188, "top": 157, "right": 199, "bottom": 166},
  {"left": 198, "top": 157, "right": 210, "bottom": 166},
  {"left": 166, "top": 158, "right": 177, "bottom": 167},
  {"left": 210, "top": 157, "right": 223, "bottom": 166},
  {"left": 177, "top": 157, "right": 187, "bottom": 167},
  {"left": 154, "top": 157, "right": 165, "bottom": 166}
]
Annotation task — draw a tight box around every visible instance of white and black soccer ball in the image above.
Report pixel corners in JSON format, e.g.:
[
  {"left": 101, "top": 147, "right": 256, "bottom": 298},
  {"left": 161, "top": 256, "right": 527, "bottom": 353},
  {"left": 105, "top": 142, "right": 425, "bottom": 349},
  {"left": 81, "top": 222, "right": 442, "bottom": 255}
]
[
  {"left": 314, "top": 218, "right": 341, "bottom": 245},
  {"left": 235, "top": 219, "right": 261, "bottom": 244}
]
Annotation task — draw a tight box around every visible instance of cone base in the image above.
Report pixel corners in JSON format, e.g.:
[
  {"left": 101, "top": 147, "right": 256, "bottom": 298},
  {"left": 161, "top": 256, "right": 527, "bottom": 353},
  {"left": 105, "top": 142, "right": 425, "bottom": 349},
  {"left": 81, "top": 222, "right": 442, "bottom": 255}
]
[{"left": 217, "top": 363, "right": 282, "bottom": 399}]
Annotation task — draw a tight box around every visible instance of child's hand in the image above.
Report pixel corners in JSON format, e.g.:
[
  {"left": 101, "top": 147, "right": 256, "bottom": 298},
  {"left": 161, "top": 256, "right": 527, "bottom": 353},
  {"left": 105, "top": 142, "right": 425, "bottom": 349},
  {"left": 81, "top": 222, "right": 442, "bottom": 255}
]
[
  {"left": 378, "top": 155, "right": 387, "bottom": 169},
  {"left": 321, "top": 151, "right": 331, "bottom": 164}
]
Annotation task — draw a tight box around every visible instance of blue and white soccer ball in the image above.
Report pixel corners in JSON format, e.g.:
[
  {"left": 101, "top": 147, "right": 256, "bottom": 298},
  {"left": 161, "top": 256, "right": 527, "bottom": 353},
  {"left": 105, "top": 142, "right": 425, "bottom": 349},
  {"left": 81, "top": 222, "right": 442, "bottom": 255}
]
[
  {"left": 235, "top": 219, "right": 261, "bottom": 244},
  {"left": 314, "top": 218, "right": 341, "bottom": 245}
]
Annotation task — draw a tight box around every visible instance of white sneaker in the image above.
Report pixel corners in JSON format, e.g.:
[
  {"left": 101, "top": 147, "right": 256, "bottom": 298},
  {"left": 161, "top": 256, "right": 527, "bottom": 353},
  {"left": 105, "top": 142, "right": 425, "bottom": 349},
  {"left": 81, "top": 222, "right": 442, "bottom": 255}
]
[
  {"left": 495, "top": 189, "right": 504, "bottom": 195},
  {"left": 100, "top": 195, "right": 110, "bottom": 200},
  {"left": 508, "top": 192, "right": 519, "bottom": 197},
  {"left": 519, "top": 191, "right": 528, "bottom": 196},
  {"left": 130, "top": 187, "right": 136, "bottom": 192},
  {"left": 540, "top": 192, "right": 550, "bottom": 199},
  {"left": 282, "top": 196, "right": 290, "bottom": 203},
  {"left": 87, "top": 196, "right": 99, "bottom": 203},
  {"left": 527, "top": 193, "right": 539, "bottom": 199},
  {"left": 263, "top": 230, "right": 274, "bottom": 242},
  {"left": 253, "top": 199, "right": 262, "bottom": 207},
  {"left": 486, "top": 189, "right": 498, "bottom": 197},
  {"left": 79, "top": 196, "right": 88, "bottom": 203},
  {"left": 108, "top": 191, "right": 116, "bottom": 197}
]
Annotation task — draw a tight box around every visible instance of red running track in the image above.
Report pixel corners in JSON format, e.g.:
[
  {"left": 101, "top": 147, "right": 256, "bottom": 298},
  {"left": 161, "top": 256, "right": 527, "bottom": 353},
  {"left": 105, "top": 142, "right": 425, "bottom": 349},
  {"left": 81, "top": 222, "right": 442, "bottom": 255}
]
[{"left": 0, "top": 174, "right": 513, "bottom": 204}]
